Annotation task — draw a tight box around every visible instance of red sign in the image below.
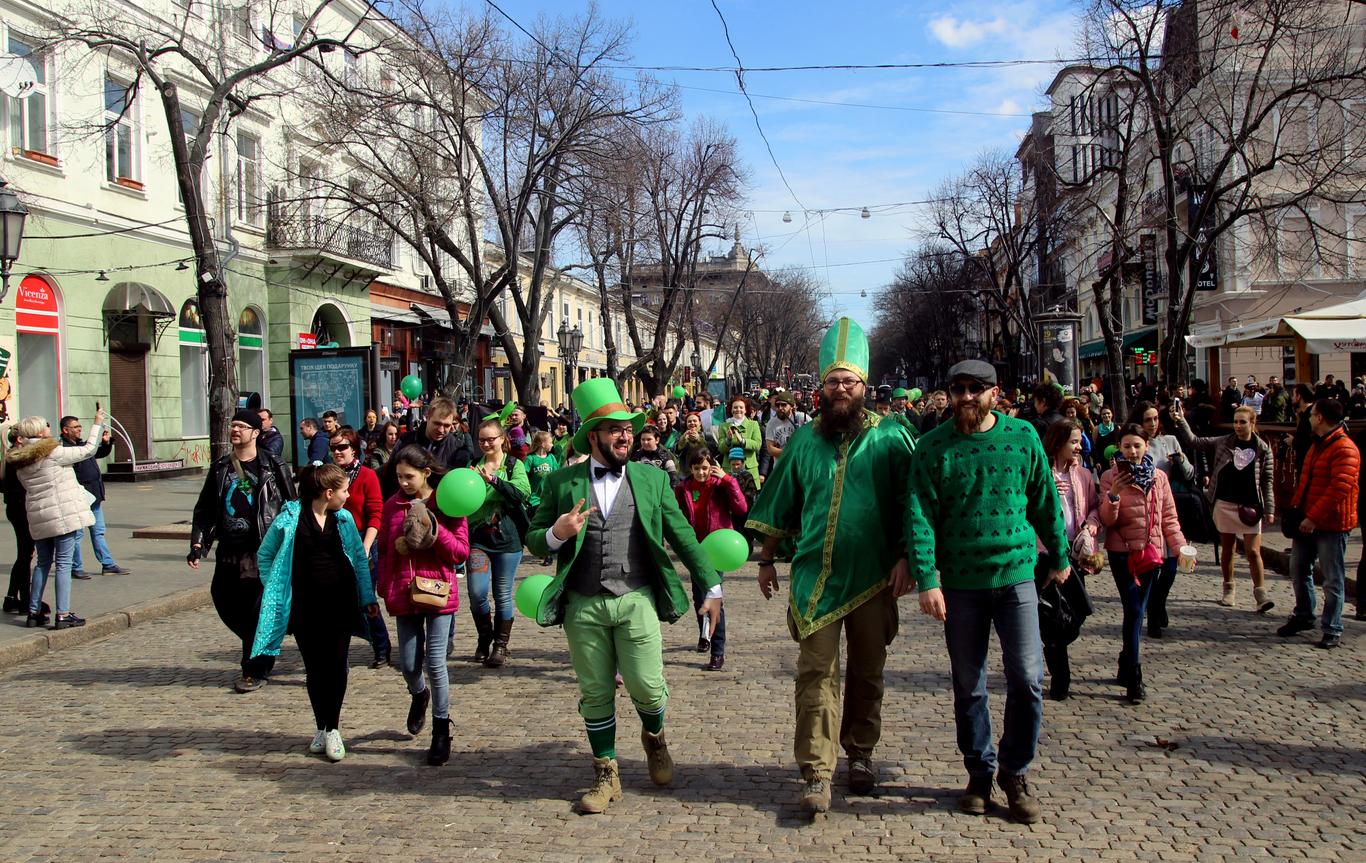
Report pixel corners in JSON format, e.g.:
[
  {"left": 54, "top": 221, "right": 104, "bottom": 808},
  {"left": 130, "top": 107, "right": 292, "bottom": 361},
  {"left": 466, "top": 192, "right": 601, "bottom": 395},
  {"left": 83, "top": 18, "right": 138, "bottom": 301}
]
[
  {"left": 16, "top": 275, "right": 60, "bottom": 334},
  {"left": 298, "top": 332, "right": 317, "bottom": 350}
]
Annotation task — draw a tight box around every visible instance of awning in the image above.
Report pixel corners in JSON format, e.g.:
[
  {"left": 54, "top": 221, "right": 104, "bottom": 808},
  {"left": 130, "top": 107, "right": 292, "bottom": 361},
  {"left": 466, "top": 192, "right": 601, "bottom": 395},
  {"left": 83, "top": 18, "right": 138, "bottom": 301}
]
[
  {"left": 1185, "top": 295, "right": 1366, "bottom": 353},
  {"left": 1078, "top": 327, "right": 1157, "bottom": 359},
  {"left": 102, "top": 282, "right": 174, "bottom": 317}
]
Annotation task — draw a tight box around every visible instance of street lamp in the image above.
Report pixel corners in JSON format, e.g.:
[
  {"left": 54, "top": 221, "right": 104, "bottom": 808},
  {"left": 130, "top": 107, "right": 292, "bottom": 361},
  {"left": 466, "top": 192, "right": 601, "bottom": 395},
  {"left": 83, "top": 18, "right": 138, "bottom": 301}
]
[
  {"left": 0, "top": 181, "right": 29, "bottom": 304},
  {"left": 557, "top": 318, "right": 584, "bottom": 412},
  {"left": 690, "top": 349, "right": 702, "bottom": 390}
]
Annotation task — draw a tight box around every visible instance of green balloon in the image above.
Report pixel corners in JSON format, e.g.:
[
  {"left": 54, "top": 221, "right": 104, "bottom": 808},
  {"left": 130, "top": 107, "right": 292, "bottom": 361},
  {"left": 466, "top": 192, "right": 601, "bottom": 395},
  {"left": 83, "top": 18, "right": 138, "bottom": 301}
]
[
  {"left": 1103, "top": 445, "right": 1119, "bottom": 464},
  {"left": 514, "top": 574, "right": 554, "bottom": 619},
  {"left": 908, "top": 388, "right": 923, "bottom": 401},
  {"left": 435, "top": 468, "right": 487, "bottom": 517},
  {"left": 672, "top": 385, "right": 686, "bottom": 399},
  {"left": 400, "top": 374, "right": 423, "bottom": 400},
  {"left": 701, "top": 528, "right": 749, "bottom": 573}
]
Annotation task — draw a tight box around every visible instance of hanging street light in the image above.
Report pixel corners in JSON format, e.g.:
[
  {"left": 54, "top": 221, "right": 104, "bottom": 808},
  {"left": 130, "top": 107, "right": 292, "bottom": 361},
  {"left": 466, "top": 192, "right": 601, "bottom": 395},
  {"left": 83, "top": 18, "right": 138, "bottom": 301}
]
[{"left": 0, "top": 180, "right": 29, "bottom": 303}]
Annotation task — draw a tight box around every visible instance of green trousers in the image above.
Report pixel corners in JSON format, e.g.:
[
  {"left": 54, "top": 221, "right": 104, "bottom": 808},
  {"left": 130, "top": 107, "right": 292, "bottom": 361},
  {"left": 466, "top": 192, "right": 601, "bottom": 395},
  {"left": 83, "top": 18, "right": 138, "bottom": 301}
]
[{"left": 564, "top": 587, "right": 668, "bottom": 720}]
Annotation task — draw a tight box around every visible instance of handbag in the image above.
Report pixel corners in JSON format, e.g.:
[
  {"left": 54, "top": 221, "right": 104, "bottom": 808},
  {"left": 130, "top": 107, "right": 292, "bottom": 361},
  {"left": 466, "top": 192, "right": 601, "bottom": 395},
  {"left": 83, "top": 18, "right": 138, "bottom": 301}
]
[
  {"left": 409, "top": 575, "right": 451, "bottom": 611},
  {"left": 1237, "top": 504, "right": 1262, "bottom": 527},
  {"left": 1129, "top": 490, "right": 1164, "bottom": 577}
]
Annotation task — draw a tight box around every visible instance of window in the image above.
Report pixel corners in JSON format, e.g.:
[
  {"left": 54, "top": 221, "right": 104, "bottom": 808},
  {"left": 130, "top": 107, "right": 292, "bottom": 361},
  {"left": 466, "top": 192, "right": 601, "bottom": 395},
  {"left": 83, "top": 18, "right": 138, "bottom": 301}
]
[
  {"left": 177, "top": 107, "right": 200, "bottom": 205},
  {"left": 238, "top": 307, "right": 266, "bottom": 398},
  {"left": 104, "top": 77, "right": 139, "bottom": 184},
  {"left": 179, "top": 299, "right": 209, "bottom": 437},
  {"left": 1347, "top": 207, "right": 1366, "bottom": 277},
  {"left": 231, "top": 5, "right": 253, "bottom": 43},
  {"left": 344, "top": 49, "right": 361, "bottom": 86},
  {"left": 7, "top": 35, "right": 50, "bottom": 157},
  {"left": 236, "top": 131, "right": 261, "bottom": 225}
]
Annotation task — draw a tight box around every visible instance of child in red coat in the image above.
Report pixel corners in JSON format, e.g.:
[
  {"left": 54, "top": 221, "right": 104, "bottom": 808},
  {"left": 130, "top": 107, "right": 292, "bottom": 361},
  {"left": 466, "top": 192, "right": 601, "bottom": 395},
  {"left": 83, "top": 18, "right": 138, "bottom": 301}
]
[{"left": 674, "top": 448, "right": 748, "bottom": 671}]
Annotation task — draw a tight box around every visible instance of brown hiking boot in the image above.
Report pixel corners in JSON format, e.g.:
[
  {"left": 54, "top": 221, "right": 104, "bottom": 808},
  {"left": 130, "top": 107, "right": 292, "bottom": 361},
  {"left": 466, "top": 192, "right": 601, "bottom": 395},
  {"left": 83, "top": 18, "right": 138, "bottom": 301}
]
[
  {"left": 799, "top": 777, "right": 831, "bottom": 814},
  {"left": 578, "top": 757, "right": 621, "bottom": 814},
  {"left": 847, "top": 756, "right": 876, "bottom": 795},
  {"left": 997, "top": 772, "right": 1042, "bottom": 824},
  {"left": 641, "top": 729, "right": 674, "bottom": 786},
  {"left": 958, "top": 775, "right": 993, "bottom": 815}
]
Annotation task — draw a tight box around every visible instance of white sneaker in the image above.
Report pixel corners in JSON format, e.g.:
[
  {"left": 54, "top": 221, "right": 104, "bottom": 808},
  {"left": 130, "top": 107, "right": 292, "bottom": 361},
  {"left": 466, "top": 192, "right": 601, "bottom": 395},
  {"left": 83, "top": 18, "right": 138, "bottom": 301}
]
[
  {"left": 323, "top": 729, "right": 346, "bottom": 762},
  {"left": 309, "top": 729, "right": 326, "bottom": 754}
]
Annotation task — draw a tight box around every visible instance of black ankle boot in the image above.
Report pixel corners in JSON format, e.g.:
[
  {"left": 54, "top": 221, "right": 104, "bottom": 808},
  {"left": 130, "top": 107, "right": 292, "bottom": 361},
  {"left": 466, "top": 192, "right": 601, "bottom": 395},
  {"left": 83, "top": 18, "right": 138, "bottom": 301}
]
[
  {"left": 427, "top": 717, "right": 451, "bottom": 766},
  {"left": 406, "top": 688, "right": 430, "bottom": 735},
  {"left": 472, "top": 612, "right": 495, "bottom": 663},
  {"left": 1126, "top": 665, "right": 1146, "bottom": 704},
  {"left": 3, "top": 595, "right": 22, "bottom": 614}
]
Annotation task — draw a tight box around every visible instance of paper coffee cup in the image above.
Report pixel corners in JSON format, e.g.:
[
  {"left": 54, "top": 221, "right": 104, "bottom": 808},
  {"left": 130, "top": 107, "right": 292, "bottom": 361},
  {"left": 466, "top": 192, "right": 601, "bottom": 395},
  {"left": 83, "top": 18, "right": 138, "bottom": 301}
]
[{"left": 1178, "top": 545, "right": 1197, "bottom": 573}]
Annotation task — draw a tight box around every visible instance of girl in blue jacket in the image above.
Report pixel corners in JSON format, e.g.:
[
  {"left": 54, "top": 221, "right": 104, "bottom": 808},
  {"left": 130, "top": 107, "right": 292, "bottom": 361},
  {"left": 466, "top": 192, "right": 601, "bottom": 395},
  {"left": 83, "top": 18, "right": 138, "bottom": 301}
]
[{"left": 254, "top": 464, "right": 377, "bottom": 762}]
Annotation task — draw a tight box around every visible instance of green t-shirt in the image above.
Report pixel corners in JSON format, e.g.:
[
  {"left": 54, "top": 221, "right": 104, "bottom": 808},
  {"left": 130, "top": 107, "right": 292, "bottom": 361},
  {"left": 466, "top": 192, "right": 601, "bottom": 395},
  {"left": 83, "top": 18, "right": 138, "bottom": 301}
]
[
  {"left": 905, "top": 411, "right": 1067, "bottom": 591},
  {"left": 524, "top": 452, "right": 560, "bottom": 506}
]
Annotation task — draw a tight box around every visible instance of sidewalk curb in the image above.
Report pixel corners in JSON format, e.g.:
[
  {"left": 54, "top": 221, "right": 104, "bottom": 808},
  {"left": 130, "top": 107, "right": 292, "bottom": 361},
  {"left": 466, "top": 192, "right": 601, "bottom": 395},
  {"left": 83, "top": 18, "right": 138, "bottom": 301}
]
[{"left": 0, "top": 585, "right": 212, "bottom": 672}]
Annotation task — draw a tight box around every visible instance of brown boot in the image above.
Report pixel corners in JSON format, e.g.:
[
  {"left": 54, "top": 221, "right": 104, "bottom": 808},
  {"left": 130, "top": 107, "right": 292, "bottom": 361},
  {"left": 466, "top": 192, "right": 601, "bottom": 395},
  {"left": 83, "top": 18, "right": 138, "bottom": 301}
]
[
  {"left": 578, "top": 757, "right": 621, "bottom": 814},
  {"left": 997, "top": 772, "right": 1042, "bottom": 824},
  {"left": 484, "top": 619, "right": 513, "bottom": 668},
  {"left": 641, "top": 729, "right": 674, "bottom": 786},
  {"left": 471, "top": 612, "right": 495, "bottom": 663}
]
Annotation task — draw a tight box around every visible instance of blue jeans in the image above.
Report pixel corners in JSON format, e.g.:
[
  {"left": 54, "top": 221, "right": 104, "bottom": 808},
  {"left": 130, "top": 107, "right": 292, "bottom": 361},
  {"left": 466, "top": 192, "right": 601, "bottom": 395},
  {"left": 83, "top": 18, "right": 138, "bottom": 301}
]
[
  {"left": 1289, "top": 531, "right": 1349, "bottom": 636},
  {"left": 1108, "top": 552, "right": 1157, "bottom": 675},
  {"left": 31, "top": 530, "right": 80, "bottom": 615},
  {"left": 466, "top": 548, "right": 522, "bottom": 621},
  {"left": 365, "top": 546, "right": 391, "bottom": 658},
  {"left": 396, "top": 613, "right": 453, "bottom": 720},
  {"left": 692, "top": 581, "right": 727, "bottom": 656},
  {"left": 72, "top": 503, "right": 117, "bottom": 572},
  {"left": 943, "top": 581, "right": 1044, "bottom": 778}
]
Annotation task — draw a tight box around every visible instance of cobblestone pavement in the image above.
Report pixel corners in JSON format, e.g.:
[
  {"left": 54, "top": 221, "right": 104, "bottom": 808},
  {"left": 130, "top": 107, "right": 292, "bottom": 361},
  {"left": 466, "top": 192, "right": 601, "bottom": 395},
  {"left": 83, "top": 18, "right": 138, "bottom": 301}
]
[{"left": 1, "top": 558, "right": 1362, "bottom": 862}]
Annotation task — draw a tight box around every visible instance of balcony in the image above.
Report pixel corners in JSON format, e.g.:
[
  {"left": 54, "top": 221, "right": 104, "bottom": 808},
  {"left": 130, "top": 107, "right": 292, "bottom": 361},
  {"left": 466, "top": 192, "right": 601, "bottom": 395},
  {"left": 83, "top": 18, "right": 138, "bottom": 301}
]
[{"left": 267, "top": 214, "right": 393, "bottom": 271}]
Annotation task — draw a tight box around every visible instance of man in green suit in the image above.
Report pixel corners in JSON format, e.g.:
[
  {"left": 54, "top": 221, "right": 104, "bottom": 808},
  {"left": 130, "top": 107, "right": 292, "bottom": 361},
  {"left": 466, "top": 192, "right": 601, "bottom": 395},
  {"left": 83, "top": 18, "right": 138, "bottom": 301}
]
[{"left": 526, "top": 378, "right": 723, "bottom": 815}]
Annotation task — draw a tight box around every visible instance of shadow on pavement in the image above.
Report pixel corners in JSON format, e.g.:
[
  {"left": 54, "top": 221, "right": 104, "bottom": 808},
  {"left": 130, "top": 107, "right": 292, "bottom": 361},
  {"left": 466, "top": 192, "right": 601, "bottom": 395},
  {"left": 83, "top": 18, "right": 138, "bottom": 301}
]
[{"left": 1176, "top": 735, "right": 1366, "bottom": 776}]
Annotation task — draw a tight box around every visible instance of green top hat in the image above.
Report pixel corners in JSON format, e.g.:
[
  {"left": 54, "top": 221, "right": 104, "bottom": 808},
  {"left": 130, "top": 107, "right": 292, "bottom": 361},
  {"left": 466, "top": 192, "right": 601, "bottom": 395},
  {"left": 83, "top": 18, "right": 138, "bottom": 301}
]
[
  {"left": 819, "top": 317, "right": 869, "bottom": 383},
  {"left": 571, "top": 378, "right": 644, "bottom": 456},
  {"left": 482, "top": 402, "right": 519, "bottom": 424}
]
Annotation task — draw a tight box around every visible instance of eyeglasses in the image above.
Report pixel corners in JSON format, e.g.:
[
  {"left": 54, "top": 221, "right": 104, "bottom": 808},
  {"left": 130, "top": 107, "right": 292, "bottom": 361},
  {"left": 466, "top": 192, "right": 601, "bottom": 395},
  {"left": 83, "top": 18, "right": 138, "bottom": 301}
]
[
  {"left": 330, "top": 443, "right": 352, "bottom": 452},
  {"left": 948, "top": 381, "right": 988, "bottom": 396},
  {"left": 230, "top": 423, "right": 255, "bottom": 431},
  {"left": 823, "top": 378, "right": 861, "bottom": 391},
  {"left": 477, "top": 436, "right": 503, "bottom": 444},
  {"left": 600, "top": 426, "right": 635, "bottom": 438}
]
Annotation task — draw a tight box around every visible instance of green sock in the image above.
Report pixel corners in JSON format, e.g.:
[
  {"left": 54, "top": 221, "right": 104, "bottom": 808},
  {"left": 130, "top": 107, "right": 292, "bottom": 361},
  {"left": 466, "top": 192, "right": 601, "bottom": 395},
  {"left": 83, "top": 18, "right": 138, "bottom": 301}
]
[
  {"left": 584, "top": 714, "right": 616, "bottom": 759},
  {"left": 636, "top": 704, "right": 665, "bottom": 736}
]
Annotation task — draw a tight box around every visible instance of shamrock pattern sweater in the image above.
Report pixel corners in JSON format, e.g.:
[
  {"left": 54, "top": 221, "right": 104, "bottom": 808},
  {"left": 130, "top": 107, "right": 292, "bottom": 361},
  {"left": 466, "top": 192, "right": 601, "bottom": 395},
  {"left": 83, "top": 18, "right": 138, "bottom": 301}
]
[{"left": 905, "top": 411, "right": 1066, "bottom": 591}]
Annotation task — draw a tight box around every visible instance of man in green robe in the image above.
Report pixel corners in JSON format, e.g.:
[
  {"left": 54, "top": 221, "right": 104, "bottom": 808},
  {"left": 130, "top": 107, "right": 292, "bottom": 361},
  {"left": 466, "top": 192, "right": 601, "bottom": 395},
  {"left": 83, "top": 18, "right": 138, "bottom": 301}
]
[{"left": 747, "top": 317, "right": 916, "bottom": 815}]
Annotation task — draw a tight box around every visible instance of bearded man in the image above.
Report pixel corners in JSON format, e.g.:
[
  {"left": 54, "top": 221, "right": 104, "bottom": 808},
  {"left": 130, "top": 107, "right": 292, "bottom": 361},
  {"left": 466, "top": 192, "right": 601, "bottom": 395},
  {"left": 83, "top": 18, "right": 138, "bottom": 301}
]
[
  {"left": 747, "top": 317, "right": 916, "bottom": 815},
  {"left": 900, "top": 360, "right": 1068, "bottom": 824}
]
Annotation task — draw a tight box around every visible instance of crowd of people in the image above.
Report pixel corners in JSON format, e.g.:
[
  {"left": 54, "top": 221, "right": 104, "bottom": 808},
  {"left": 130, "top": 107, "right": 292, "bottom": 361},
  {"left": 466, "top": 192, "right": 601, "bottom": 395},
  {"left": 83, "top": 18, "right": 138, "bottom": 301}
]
[{"left": 1, "top": 327, "right": 1360, "bottom": 826}]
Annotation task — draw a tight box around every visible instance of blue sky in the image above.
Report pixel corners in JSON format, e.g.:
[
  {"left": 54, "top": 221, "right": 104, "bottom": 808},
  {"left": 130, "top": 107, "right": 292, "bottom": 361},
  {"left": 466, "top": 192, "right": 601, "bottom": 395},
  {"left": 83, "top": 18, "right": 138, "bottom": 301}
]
[{"left": 474, "top": 0, "right": 1081, "bottom": 325}]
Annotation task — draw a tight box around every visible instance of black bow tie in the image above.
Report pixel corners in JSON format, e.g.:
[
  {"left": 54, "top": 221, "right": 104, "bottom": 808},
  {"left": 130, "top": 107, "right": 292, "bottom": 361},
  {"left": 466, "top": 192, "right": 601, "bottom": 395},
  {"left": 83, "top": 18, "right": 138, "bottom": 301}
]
[{"left": 593, "top": 465, "right": 623, "bottom": 479}]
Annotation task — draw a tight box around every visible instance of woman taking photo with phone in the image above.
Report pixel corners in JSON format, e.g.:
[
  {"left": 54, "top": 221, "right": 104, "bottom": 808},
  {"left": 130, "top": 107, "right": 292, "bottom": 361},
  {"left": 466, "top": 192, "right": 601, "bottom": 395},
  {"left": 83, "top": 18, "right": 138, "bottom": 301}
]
[
  {"left": 1168, "top": 401, "right": 1275, "bottom": 611},
  {"left": 1099, "top": 423, "right": 1187, "bottom": 705}
]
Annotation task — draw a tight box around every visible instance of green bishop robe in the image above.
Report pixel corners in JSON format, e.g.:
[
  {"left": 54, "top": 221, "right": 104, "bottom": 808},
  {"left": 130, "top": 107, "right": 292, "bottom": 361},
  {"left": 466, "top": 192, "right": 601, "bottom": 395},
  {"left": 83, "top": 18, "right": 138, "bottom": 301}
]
[{"left": 746, "top": 410, "right": 916, "bottom": 639}]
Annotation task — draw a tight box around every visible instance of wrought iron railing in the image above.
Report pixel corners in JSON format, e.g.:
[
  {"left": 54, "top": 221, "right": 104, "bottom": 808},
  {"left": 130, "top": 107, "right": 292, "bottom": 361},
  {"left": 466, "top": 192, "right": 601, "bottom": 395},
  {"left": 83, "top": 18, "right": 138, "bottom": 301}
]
[{"left": 267, "top": 215, "right": 393, "bottom": 269}]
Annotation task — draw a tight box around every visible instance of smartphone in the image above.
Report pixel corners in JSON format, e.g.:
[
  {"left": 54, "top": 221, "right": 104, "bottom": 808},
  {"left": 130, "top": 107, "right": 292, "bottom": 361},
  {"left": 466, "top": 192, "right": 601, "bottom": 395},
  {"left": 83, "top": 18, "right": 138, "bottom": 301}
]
[{"left": 1114, "top": 456, "right": 1131, "bottom": 474}]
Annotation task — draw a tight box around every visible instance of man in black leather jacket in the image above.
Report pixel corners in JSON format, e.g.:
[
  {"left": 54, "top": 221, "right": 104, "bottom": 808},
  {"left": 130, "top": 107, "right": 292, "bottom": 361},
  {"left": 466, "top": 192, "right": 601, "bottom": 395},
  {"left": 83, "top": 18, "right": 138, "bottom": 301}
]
[{"left": 188, "top": 408, "right": 296, "bottom": 693}]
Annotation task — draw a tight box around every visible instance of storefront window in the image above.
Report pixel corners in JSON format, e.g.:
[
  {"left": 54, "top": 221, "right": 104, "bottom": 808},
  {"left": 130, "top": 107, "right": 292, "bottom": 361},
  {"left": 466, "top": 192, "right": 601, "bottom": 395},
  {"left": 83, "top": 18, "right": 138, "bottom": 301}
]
[
  {"left": 179, "top": 299, "right": 208, "bottom": 436},
  {"left": 238, "top": 306, "right": 266, "bottom": 398}
]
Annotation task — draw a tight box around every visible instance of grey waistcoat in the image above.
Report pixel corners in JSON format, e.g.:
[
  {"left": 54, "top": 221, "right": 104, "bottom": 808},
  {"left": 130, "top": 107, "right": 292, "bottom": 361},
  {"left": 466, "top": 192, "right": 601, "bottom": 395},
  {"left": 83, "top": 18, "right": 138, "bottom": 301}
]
[{"left": 567, "top": 475, "right": 654, "bottom": 597}]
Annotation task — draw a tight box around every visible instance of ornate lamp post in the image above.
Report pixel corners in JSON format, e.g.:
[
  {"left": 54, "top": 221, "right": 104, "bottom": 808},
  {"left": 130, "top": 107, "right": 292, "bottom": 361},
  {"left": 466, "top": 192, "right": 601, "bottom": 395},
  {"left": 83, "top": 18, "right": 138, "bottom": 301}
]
[
  {"left": 0, "top": 181, "right": 30, "bottom": 304},
  {"left": 558, "top": 319, "right": 584, "bottom": 417}
]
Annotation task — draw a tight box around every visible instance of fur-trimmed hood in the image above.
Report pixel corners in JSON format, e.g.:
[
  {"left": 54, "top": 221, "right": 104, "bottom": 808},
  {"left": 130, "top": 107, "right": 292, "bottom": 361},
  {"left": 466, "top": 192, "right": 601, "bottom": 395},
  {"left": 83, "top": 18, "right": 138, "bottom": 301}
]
[{"left": 5, "top": 437, "right": 59, "bottom": 469}]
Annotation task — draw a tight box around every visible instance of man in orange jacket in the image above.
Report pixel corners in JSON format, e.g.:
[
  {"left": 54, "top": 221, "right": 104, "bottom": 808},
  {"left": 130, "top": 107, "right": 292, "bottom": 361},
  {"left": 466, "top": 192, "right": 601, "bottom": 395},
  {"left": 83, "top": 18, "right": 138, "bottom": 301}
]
[{"left": 1277, "top": 397, "right": 1360, "bottom": 649}]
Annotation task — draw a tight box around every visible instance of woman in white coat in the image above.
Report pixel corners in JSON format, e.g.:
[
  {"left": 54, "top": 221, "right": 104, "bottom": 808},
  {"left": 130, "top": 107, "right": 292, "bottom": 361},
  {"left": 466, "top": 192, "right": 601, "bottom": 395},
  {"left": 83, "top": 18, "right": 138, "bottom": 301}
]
[{"left": 4, "top": 409, "right": 105, "bottom": 628}]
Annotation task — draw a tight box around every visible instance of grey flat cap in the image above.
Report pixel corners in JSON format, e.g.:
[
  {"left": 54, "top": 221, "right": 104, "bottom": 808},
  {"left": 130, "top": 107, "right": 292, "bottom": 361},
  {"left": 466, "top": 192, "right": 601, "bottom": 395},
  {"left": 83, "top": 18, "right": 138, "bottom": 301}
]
[{"left": 947, "top": 360, "right": 997, "bottom": 386}]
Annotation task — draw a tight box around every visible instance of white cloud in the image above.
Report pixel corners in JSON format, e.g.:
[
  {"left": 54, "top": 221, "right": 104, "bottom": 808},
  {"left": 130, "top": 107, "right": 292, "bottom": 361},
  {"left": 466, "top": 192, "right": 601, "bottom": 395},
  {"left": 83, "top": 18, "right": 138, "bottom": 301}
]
[{"left": 928, "top": 15, "right": 1010, "bottom": 48}]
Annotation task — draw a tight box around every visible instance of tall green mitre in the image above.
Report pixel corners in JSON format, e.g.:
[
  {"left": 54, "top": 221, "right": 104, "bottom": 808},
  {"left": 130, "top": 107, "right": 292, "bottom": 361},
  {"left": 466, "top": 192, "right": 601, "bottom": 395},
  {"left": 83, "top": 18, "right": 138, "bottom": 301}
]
[{"left": 818, "top": 316, "right": 869, "bottom": 382}]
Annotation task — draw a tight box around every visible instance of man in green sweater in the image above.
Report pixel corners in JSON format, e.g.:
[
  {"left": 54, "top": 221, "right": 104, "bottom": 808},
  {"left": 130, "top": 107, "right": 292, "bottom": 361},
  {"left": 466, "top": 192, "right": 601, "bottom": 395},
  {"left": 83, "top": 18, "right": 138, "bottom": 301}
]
[{"left": 899, "top": 360, "right": 1069, "bottom": 824}]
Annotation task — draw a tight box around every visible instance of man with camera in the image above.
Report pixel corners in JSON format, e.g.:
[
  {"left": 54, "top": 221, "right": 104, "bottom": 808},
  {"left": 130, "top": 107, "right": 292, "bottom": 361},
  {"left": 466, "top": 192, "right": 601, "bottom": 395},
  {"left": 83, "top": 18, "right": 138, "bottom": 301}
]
[{"left": 188, "top": 409, "right": 296, "bottom": 693}]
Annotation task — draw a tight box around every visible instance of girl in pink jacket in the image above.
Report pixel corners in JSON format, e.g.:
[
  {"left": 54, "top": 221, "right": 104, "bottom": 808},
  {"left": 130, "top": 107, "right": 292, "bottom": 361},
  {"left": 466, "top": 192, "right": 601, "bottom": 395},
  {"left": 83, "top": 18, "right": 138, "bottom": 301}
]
[
  {"left": 375, "top": 446, "right": 469, "bottom": 766},
  {"left": 1099, "top": 424, "right": 1187, "bottom": 706},
  {"left": 675, "top": 448, "right": 747, "bottom": 671}
]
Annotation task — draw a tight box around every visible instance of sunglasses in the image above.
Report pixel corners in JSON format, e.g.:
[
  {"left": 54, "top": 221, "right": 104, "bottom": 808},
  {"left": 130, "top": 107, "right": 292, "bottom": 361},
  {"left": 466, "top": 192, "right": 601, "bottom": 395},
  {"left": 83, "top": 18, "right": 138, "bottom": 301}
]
[
  {"left": 330, "top": 443, "right": 352, "bottom": 452},
  {"left": 949, "top": 381, "right": 989, "bottom": 396}
]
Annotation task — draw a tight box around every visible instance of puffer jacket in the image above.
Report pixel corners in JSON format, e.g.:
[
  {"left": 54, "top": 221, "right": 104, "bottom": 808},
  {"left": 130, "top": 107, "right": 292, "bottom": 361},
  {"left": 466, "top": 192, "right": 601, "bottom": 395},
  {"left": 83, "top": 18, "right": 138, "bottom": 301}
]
[
  {"left": 1170, "top": 415, "right": 1275, "bottom": 520},
  {"left": 374, "top": 491, "right": 469, "bottom": 616},
  {"left": 190, "top": 451, "right": 296, "bottom": 553},
  {"left": 5, "top": 426, "right": 103, "bottom": 540},
  {"left": 251, "top": 501, "right": 377, "bottom": 658},
  {"left": 1037, "top": 461, "right": 1102, "bottom": 551},
  {"left": 1099, "top": 466, "right": 1187, "bottom": 557},
  {"left": 675, "top": 473, "right": 749, "bottom": 539},
  {"left": 1293, "top": 424, "right": 1360, "bottom": 533}
]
